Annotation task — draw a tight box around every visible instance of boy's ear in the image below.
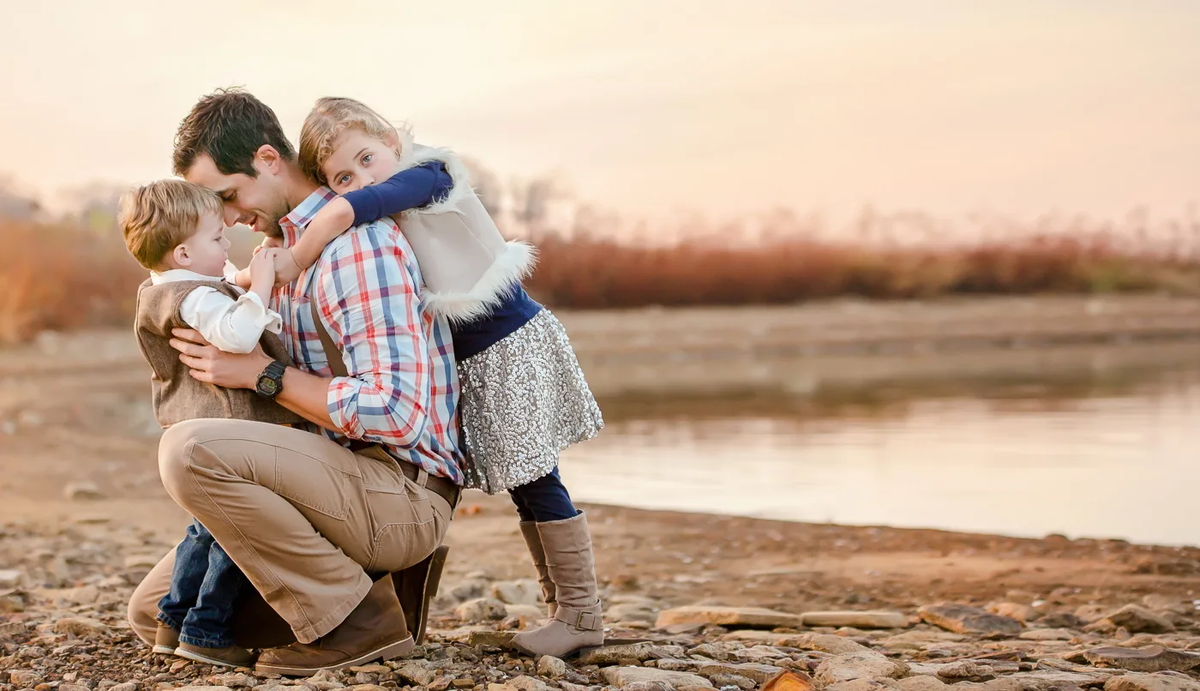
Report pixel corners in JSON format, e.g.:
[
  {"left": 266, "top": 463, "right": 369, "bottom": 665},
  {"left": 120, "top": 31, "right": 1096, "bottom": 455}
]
[{"left": 172, "top": 243, "right": 191, "bottom": 268}]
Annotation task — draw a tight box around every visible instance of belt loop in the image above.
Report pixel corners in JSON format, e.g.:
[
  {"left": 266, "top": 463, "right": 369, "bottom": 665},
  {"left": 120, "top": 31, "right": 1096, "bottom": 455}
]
[
  {"left": 371, "top": 444, "right": 403, "bottom": 474},
  {"left": 416, "top": 468, "right": 429, "bottom": 488}
]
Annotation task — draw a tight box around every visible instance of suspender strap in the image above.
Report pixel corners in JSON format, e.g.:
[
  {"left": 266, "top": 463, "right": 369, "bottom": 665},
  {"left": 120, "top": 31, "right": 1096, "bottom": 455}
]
[
  {"left": 309, "top": 299, "right": 349, "bottom": 378},
  {"left": 308, "top": 298, "right": 461, "bottom": 509}
]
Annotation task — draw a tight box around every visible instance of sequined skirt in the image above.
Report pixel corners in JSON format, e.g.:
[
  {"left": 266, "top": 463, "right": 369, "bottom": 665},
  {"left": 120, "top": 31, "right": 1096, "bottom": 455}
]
[{"left": 458, "top": 309, "right": 604, "bottom": 494}]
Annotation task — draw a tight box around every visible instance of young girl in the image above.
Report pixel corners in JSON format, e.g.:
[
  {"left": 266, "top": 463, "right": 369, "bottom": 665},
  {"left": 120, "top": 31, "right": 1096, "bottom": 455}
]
[{"left": 276, "top": 97, "right": 605, "bottom": 658}]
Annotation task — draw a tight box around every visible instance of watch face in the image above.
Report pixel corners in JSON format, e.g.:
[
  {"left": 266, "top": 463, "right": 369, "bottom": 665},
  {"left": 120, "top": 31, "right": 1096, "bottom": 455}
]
[{"left": 258, "top": 377, "right": 279, "bottom": 396}]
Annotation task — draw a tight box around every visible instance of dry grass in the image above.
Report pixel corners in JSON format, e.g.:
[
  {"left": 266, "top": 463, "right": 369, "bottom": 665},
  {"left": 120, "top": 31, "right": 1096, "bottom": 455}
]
[
  {"left": 3, "top": 215, "right": 1200, "bottom": 344},
  {"left": 0, "top": 220, "right": 145, "bottom": 343},
  {"left": 527, "top": 232, "right": 1200, "bottom": 309}
]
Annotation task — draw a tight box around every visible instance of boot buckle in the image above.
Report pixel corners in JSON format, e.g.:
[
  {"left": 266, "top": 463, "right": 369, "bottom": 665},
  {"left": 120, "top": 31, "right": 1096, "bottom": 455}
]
[{"left": 573, "top": 609, "right": 603, "bottom": 631}]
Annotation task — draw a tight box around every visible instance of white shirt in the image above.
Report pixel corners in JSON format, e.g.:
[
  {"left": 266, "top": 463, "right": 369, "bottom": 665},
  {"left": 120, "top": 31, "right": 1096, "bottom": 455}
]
[{"left": 149, "top": 261, "right": 283, "bottom": 355}]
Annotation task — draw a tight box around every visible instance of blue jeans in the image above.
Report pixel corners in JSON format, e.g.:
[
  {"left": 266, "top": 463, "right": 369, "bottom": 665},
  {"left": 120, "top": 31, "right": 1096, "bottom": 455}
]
[
  {"left": 509, "top": 467, "right": 578, "bottom": 523},
  {"left": 157, "top": 519, "right": 248, "bottom": 648}
]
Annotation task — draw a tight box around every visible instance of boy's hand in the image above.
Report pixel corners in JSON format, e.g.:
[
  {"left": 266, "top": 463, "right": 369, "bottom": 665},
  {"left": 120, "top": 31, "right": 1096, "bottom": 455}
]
[
  {"left": 249, "top": 248, "right": 278, "bottom": 295},
  {"left": 273, "top": 248, "right": 303, "bottom": 287},
  {"left": 231, "top": 267, "right": 254, "bottom": 290},
  {"left": 255, "top": 236, "right": 284, "bottom": 254}
]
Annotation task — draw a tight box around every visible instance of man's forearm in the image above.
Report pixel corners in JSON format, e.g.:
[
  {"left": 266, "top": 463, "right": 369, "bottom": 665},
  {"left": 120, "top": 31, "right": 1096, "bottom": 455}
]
[{"left": 275, "top": 366, "right": 338, "bottom": 431}]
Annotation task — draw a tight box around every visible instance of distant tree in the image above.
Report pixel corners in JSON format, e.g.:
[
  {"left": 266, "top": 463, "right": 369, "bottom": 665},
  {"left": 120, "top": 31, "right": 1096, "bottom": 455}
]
[
  {"left": 0, "top": 175, "right": 42, "bottom": 221},
  {"left": 462, "top": 157, "right": 504, "bottom": 219},
  {"left": 513, "top": 176, "right": 565, "bottom": 242},
  {"left": 58, "top": 182, "right": 128, "bottom": 236}
]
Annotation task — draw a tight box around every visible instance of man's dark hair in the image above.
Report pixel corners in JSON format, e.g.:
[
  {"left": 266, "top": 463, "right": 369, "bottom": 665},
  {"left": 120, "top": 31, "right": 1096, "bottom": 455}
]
[{"left": 172, "top": 87, "right": 296, "bottom": 177}]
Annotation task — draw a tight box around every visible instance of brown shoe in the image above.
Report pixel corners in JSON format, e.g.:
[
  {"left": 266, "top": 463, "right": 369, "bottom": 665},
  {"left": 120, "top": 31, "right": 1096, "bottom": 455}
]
[
  {"left": 392, "top": 544, "right": 449, "bottom": 645},
  {"left": 174, "top": 642, "right": 256, "bottom": 668},
  {"left": 152, "top": 622, "right": 180, "bottom": 655},
  {"left": 254, "top": 576, "right": 415, "bottom": 676}
]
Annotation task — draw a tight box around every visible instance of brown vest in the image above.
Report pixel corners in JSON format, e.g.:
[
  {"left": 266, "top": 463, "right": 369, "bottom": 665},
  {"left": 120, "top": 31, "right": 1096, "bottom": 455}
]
[{"left": 134, "top": 278, "right": 302, "bottom": 428}]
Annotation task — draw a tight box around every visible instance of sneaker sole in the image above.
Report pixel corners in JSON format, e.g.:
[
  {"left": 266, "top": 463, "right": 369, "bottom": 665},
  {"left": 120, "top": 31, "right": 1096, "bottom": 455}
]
[
  {"left": 151, "top": 645, "right": 177, "bottom": 656},
  {"left": 253, "top": 635, "right": 415, "bottom": 677},
  {"left": 173, "top": 647, "right": 255, "bottom": 669}
]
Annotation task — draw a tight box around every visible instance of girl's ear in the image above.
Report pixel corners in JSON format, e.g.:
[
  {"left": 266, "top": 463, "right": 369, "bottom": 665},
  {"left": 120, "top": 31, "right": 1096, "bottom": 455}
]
[{"left": 384, "top": 131, "right": 402, "bottom": 159}]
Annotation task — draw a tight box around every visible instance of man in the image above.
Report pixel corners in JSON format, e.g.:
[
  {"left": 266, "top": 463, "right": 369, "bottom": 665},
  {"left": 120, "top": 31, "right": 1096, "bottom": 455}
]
[{"left": 126, "top": 88, "right": 464, "bottom": 676}]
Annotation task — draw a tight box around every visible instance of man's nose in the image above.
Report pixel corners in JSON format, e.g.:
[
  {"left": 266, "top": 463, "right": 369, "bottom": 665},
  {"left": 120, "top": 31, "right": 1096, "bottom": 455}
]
[{"left": 222, "top": 208, "right": 240, "bottom": 227}]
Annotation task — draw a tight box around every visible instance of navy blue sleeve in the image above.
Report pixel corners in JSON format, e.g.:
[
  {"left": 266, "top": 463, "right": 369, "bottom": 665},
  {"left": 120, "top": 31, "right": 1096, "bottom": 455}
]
[{"left": 342, "top": 161, "right": 454, "bottom": 226}]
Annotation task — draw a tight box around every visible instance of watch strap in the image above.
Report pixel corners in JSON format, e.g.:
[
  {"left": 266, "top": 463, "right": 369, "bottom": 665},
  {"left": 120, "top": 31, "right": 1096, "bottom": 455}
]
[{"left": 263, "top": 360, "right": 287, "bottom": 380}]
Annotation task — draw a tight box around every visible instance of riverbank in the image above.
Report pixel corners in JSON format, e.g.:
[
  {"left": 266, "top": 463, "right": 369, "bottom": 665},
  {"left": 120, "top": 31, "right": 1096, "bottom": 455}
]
[
  {"left": 4, "top": 296, "right": 1200, "bottom": 688},
  {"left": 5, "top": 295, "right": 1200, "bottom": 398}
]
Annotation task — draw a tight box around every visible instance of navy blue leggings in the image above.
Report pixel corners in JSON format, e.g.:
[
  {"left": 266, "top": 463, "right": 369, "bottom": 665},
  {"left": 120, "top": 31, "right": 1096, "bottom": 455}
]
[{"left": 509, "top": 467, "right": 578, "bottom": 523}]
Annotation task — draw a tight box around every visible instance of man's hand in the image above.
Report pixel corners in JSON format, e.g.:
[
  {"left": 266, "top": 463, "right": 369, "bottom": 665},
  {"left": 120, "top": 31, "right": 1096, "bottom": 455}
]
[
  {"left": 170, "top": 328, "right": 271, "bottom": 390},
  {"left": 273, "top": 248, "right": 304, "bottom": 288}
]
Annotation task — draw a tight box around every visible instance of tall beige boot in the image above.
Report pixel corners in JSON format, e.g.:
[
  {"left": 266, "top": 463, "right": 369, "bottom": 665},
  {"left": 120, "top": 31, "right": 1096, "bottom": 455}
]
[
  {"left": 520, "top": 521, "right": 557, "bottom": 618},
  {"left": 511, "top": 512, "right": 604, "bottom": 657}
]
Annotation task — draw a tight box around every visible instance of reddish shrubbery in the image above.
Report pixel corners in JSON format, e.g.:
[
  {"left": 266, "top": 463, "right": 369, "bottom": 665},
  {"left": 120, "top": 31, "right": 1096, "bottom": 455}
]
[{"left": 4, "top": 214, "right": 1199, "bottom": 344}]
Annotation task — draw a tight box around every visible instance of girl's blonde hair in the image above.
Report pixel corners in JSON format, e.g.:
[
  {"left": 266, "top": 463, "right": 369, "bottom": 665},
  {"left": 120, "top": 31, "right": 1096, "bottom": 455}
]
[{"left": 298, "top": 97, "right": 403, "bottom": 186}]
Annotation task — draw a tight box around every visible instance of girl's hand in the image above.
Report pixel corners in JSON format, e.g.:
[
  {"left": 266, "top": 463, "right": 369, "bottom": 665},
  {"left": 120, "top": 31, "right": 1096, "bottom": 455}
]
[
  {"left": 254, "top": 236, "right": 284, "bottom": 255},
  {"left": 273, "top": 248, "right": 303, "bottom": 287}
]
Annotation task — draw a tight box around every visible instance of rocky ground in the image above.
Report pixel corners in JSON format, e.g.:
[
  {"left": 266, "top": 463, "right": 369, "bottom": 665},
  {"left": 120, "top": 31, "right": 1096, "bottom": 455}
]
[{"left": 4, "top": 496, "right": 1200, "bottom": 691}]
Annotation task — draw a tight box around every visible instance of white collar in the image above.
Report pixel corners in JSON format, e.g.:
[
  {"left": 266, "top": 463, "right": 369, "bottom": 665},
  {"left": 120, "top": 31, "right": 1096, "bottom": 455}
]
[
  {"left": 150, "top": 268, "right": 223, "bottom": 285},
  {"left": 150, "top": 260, "right": 239, "bottom": 286}
]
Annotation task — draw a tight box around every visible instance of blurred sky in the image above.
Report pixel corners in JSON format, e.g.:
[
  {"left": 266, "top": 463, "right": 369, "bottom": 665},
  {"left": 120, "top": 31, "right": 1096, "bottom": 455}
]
[{"left": 1, "top": 0, "right": 1197, "bottom": 222}]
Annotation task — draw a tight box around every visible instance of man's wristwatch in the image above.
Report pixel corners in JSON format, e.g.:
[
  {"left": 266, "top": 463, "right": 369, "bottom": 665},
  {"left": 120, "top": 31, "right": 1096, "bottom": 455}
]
[{"left": 255, "top": 360, "right": 287, "bottom": 399}]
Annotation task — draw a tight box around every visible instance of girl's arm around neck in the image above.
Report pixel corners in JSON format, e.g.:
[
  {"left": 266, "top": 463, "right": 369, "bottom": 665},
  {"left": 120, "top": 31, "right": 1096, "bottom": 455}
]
[{"left": 285, "top": 162, "right": 453, "bottom": 277}]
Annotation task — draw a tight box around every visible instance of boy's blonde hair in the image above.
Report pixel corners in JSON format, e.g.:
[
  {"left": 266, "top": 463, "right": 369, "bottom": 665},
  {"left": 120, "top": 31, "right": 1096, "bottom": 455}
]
[
  {"left": 298, "top": 97, "right": 402, "bottom": 186},
  {"left": 119, "top": 179, "right": 222, "bottom": 270}
]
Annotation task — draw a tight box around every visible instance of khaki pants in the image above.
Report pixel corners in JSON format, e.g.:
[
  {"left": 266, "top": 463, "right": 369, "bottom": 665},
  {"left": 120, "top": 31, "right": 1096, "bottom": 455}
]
[{"left": 126, "top": 419, "right": 453, "bottom": 646}]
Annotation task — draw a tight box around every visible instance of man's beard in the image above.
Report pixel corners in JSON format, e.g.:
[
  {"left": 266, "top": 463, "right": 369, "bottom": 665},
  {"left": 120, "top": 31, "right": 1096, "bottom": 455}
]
[
  {"left": 257, "top": 211, "right": 285, "bottom": 239},
  {"left": 259, "top": 218, "right": 283, "bottom": 239},
  {"left": 251, "top": 196, "right": 290, "bottom": 239}
]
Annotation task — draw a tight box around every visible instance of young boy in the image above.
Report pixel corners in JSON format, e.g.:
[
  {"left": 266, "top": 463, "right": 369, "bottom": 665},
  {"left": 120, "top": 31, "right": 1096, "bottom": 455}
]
[{"left": 119, "top": 179, "right": 300, "bottom": 668}]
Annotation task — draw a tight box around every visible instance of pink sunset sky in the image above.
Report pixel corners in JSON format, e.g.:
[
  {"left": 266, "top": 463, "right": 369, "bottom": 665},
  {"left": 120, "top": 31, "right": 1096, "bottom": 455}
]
[{"left": 1, "top": 0, "right": 1197, "bottom": 224}]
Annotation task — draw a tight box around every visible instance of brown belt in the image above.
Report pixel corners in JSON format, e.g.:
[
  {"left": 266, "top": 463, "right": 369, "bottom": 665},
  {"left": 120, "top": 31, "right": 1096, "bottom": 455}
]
[
  {"left": 354, "top": 443, "right": 460, "bottom": 509},
  {"left": 396, "top": 456, "right": 461, "bottom": 510}
]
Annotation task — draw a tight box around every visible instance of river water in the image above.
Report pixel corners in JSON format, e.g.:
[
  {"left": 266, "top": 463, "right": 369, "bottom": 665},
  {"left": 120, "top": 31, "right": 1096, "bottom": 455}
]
[{"left": 561, "top": 342, "right": 1200, "bottom": 546}]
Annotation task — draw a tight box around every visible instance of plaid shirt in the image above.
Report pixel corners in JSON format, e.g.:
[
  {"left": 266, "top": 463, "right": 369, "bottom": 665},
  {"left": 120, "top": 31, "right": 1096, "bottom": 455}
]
[{"left": 275, "top": 187, "right": 463, "bottom": 484}]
